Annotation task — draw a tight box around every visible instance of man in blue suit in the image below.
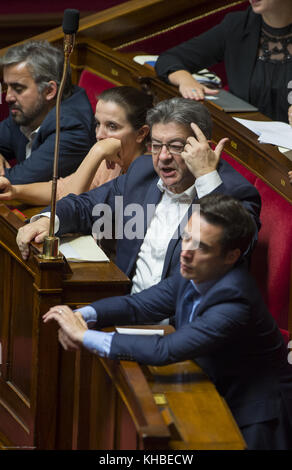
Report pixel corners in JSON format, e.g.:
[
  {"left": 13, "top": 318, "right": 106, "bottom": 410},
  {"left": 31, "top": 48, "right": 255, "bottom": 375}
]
[
  {"left": 17, "top": 98, "right": 261, "bottom": 294},
  {"left": 43, "top": 194, "right": 292, "bottom": 450},
  {"left": 0, "top": 40, "right": 96, "bottom": 184}
]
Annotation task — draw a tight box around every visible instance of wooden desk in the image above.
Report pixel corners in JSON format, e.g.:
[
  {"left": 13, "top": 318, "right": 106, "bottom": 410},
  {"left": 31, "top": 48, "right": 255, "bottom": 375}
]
[
  {"left": 73, "top": 327, "right": 245, "bottom": 450},
  {"left": 0, "top": 203, "right": 129, "bottom": 449},
  {"left": 0, "top": 204, "right": 244, "bottom": 449}
]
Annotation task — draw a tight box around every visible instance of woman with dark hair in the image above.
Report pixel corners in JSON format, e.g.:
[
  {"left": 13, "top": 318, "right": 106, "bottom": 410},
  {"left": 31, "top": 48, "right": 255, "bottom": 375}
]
[{"left": 0, "top": 86, "right": 152, "bottom": 204}]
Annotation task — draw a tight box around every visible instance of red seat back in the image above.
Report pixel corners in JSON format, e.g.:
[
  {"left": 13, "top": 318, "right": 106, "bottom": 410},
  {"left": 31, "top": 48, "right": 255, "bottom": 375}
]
[
  {"left": 78, "top": 70, "right": 115, "bottom": 111},
  {"left": 0, "top": 93, "right": 9, "bottom": 121},
  {"left": 221, "top": 152, "right": 257, "bottom": 185},
  {"left": 250, "top": 179, "right": 292, "bottom": 335},
  {"left": 222, "top": 153, "right": 292, "bottom": 343}
]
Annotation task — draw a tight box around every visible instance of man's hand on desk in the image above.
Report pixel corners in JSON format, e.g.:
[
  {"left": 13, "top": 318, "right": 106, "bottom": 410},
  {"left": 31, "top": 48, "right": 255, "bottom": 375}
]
[
  {"left": 0, "top": 154, "right": 11, "bottom": 176},
  {"left": 288, "top": 171, "right": 292, "bottom": 184},
  {"left": 43, "top": 305, "right": 88, "bottom": 350},
  {"left": 0, "top": 176, "right": 15, "bottom": 199},
  {"left": 16, "top": 217, "right": 50, "bottom": 260},
  {"left": 181, "top": 122, "right": 228, "bottom": 178}
]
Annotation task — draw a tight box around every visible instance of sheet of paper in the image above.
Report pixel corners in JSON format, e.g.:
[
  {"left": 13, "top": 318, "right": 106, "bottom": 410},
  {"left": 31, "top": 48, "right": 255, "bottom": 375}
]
[
  {"left": 133, "top": 55, "right": 158, "bottom": 67},
  {"left": 116, "top": 327, "right": 164, "bottom": 336},
  {"left": 59, "top": 235, "right": 109, "bottom": 262},
  {"left": 233, "top": 118, "right": 292, "bottom": 150},
  {"left": 278, "top": 146, "right": 292, "bottom": 162}
]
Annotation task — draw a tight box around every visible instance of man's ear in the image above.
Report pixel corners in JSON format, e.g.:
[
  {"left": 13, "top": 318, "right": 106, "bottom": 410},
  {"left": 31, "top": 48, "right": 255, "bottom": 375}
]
[
  {"left": 224, "top": 248, "right": 241, "bottom": 266},
  {"left": 136, "top": 124, "right": 150, "bottom": 144},
  {"left": 43, "top": 80, "right": 58, "bottom": 102}
]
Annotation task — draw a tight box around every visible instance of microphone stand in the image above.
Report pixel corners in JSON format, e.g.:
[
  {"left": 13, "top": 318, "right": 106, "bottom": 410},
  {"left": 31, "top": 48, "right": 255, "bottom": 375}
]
[{"left": 42, "top": 35, "right": 74, "bottom": 259}]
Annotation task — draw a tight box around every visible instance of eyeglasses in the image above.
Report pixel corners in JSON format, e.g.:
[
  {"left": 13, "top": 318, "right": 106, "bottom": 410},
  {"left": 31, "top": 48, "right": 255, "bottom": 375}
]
[{"left": 150, "top": 142, "right": 185, "bottom": 155}]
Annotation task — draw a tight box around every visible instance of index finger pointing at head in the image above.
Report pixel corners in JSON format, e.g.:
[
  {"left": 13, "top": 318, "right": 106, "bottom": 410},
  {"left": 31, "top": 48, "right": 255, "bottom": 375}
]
[{"left": 190, "top": 122, "right": 207, "bottom": 142}]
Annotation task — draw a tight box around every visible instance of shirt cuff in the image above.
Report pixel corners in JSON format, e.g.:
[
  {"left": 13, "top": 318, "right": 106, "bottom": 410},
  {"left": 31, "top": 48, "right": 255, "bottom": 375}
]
[
  {"left": 83, "top": 330, "right": 115, "bottom": 357},
  {"left": 30, "top": 212, "right": 60, "bottom": 233},
  {"left": 195, "top": 170, "right": 222, "bottom": 198},
  {"left": 76, "top": 305, "right": 97, "bottom": 324}
]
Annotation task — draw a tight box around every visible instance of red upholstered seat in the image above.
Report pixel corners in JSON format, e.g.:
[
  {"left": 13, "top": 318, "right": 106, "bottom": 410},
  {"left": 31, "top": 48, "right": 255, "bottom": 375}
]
[
  {"left": 221, "top": 152, "right": 291, "bottom": 343},
  {"left": 250, "top": 179, "right": 292, "bottom": 342},
  {"left": 78, "top": 70, "right": 115, "bottom": 111},
  {"left": 0, "top": 93, "right": 9, "bottom": 121},
  {"left": 221, "top": 152, "right": 257, "bottom": 185}
]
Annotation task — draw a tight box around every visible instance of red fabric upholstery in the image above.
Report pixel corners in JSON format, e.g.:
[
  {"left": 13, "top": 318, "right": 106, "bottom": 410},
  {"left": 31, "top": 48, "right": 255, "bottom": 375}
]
[
  {"left": 250, "top": 179, "right": 292, "bottom": 338},
  {"left": 221, "top": 152, "right": 257, "bottom": 185},
  {"left": 221, "top": 153, "right": 291, "bottom": 343},
  {"left": 0, "top": 93, "right": 9, "bottom": 121},
  {"left": 78, "top": 70, "right": 115, "bottom": 111}
]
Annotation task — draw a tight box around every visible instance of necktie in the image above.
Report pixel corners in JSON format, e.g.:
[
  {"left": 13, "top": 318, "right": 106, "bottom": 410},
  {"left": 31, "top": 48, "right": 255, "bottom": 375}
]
[{"left": 178, "top": 282, "right": 201, "bottom": 328}]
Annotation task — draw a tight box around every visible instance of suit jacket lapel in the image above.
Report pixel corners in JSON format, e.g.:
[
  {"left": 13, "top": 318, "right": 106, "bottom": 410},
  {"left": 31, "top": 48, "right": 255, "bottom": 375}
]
[
  {"left": 126, "top": 179, "right": 162, "bottom": 277},
  {"left": 235, "top": 11, "right": 262, "bottom": 101},
  {"left": 162, "top": 193, "right": 199, "bottom": 279}
]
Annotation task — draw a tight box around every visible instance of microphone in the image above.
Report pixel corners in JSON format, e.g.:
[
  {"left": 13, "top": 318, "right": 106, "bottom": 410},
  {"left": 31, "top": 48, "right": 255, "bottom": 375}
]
[
  {"left": 42, "top": 9, "right": 80, "bottom": 259},
  {"left": 62, "top": 9, "right": 80, "bottom": 56}
]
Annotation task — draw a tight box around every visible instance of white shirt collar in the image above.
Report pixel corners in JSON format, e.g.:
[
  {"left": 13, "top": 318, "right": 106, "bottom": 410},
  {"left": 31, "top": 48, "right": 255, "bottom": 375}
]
[
  {"left": 157, "top": 178, "right": 197, "bottom": 202},
  {"left": 20, "top": 126, "right": 40, "bottom": 140}
]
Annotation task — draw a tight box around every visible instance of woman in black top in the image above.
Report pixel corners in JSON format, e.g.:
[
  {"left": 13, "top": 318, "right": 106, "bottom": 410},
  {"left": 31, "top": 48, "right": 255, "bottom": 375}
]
[{"left": 155, "top": 0, "right": 292, "bottom": 124}]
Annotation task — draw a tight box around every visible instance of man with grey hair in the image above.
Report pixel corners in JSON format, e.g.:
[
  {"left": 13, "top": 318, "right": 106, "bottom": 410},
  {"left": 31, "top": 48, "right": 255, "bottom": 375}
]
[
  {"left": 17, "top": 97, "right": 261, "bottom": 293},
  {"left": 0, "top": 40, "right": 96, "bottom": 184}
]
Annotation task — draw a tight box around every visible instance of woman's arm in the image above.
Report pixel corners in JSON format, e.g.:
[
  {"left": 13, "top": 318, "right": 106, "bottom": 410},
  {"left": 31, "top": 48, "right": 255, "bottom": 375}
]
[
  {"left": 58, "top": 138, "right": 121, "bottom": 197},
  {"left": 0, "top": 176, "right": 52, "bottom": 205},
  {"left": 168, "top": 70, "right": 219, "bottom": 101},
  {"left": 0, "top": 138, "right": 122, "bottom": 205}
]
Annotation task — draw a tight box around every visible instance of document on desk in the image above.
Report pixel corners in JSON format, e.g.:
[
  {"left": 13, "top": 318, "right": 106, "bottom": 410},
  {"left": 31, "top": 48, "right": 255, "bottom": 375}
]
[
  {"left": 205, "top": 89, "right": 258, "bottom": 112},
  {"left": 116, "top": 327, "right": 164, "bottom": 336},
  {"left": 59, "top": 235, "right": 109, "bottom": 262},
  {"left": 233, "top": 118, "right": 292, "bottom": 150}
]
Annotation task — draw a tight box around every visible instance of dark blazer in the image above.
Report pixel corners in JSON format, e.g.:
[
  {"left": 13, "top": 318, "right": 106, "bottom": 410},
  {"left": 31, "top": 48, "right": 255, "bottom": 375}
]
[
  {"left": 54, "top": 154, "right": 261, "bottom": 281},
  {"left": 0, "top": 86, "right": 96, "bottom": 184},
  {"left": 155, "top": 8, "right": 263, "bottom": 105},
  {"left": 90, "top": 264, "right": 292, "bottom": 445}
]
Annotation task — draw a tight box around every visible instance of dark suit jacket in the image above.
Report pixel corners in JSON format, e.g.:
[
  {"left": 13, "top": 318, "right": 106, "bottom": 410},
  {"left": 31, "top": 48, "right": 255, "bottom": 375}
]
[
  {"left": 54, "top": 154, "right": 261, "bottom": 281},
  {"left": 90, "top": 264, "right": 292, "bottom": 434},
  {"left": 155, "top": 7, "right": 261, "bottom": 102},
  {"left": 155, "top": 7, "right": 290, "bottom": 122},
  {"left": 0, "top": 86, "right": 96, "bottom": 184}
]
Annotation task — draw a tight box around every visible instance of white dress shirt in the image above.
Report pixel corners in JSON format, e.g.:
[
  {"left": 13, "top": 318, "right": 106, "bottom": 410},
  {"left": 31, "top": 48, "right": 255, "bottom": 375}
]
[
  {"left": 30, "top": 170, "right": 222, "bottom": 293},
  {"left": 20, "top": 126, "right": 40, "bottom": 159},
  {"left": 131, "top": 170, "right": 222, "bottom": 294}
]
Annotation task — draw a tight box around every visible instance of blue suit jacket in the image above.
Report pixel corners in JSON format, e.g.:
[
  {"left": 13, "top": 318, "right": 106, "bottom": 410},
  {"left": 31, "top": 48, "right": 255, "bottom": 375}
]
[
  {"left": 0, "top": 86, "right": 96, "bottom": 184},
  {"left": 90, "top": 264, "right": 292, "bottom": 431},
  {"left": 54, "top": 154, "right": 261, "bottom": 281}
]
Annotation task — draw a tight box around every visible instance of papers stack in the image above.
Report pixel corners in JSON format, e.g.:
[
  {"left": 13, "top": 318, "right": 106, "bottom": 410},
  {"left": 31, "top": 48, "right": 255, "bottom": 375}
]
[
  {"left": 233, "top": 118, "right": 292, "bottom": 150},
  {"left": 59, "top": 235, "right": 109, "bottom": 262}
]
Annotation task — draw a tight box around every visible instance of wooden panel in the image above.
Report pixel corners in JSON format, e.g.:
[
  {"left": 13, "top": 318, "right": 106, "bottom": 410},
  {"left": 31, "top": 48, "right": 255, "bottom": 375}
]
[
  {"left": 0, "top": 0, "right": 247, "bottom": 54},
  {"left": 0, "top": 203, "right": 130, "bottom": 449}
]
